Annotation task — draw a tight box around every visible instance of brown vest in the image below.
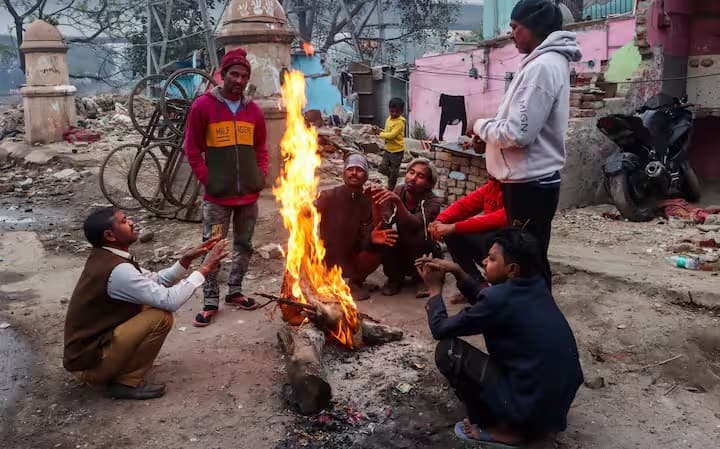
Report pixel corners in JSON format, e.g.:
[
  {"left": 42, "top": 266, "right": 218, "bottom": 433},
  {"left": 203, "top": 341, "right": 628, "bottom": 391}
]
[{"left": 63, "top": 248, "right": 142, "bottom": 371}]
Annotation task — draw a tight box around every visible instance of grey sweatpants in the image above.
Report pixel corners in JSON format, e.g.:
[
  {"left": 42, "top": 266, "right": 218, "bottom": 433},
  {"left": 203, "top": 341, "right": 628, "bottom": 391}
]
[{"left": 201, "top": 200, "right": 258, "bottom": 308}]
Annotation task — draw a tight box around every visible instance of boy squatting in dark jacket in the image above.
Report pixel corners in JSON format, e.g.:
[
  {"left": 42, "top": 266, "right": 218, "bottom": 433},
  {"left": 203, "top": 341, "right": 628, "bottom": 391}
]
[{"left": 415, "top": 227, "right": 583, "bottom": 447}]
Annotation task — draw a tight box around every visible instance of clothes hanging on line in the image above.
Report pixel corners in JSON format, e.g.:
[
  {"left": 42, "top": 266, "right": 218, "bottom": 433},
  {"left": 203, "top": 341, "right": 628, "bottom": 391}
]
[{"left": 439, "top": 94, "right": 468, "bottom": 141}]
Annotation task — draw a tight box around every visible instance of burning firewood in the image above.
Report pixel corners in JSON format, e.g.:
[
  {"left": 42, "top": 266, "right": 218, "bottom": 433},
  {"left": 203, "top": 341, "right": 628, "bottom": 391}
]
[
  {"left": 276, "top": 306, "right": 403, "bottom": 415},
  {"left": 272, "top": 71, "right": 404, "bottom": 415}
]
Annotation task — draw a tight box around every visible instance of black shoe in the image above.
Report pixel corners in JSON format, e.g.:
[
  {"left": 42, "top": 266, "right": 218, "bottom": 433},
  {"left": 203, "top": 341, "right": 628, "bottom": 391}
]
[
  {"left": 349, "top": 280, "right": 371, "bottom": 301},
  {"left": 106, "top": 382, "right": 166, "bottom": 400},
  {"left": 381, "top": 280, "right": 402, "bottom": 296},
  {"left": 415, "top": 284, "right": 430, "bottom": 299}
]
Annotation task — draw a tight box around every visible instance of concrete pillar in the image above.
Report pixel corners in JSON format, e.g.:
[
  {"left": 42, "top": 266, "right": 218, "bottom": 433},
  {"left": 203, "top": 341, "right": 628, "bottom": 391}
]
[
  {"left": 20, "top": 20, "right": 77, "bottom": 145},
  {"left": 216, "top": 0, "right": 295, "bottom": 187}
]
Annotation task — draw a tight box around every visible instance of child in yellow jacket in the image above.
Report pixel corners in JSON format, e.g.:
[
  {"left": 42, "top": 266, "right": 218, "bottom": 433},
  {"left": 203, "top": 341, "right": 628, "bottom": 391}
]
[{"left": 375, "top": 97, "right": 406, "bottom": 190}]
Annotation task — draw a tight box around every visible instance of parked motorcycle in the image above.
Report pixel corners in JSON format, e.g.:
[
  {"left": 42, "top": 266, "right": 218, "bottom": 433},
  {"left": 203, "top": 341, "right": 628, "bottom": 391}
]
[{"left": 596, "top": 93, "right": 701, "bottom": 222}]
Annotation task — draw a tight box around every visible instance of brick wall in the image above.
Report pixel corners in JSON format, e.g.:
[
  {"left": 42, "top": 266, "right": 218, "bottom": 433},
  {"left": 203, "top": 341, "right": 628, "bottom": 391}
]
[{"left": 424, "top": 149, "right": 489, "bottom": 205}]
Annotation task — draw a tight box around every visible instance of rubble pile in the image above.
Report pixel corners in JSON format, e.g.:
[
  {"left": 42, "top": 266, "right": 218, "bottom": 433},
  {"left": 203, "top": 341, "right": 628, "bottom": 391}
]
[
  {"left": 1, "top": 94, "right": 131, "bottom": 146},
  {"left": 75, "top": 94, "right": 127, "bottom": 119},
  {"left": 316, "top": 124, "right": 385, "bottom": 155},
  {"left": 554, "top": 205, "right": 720, "bottom": 271},
  {"left": 0, "top": 163, "right": 92, "bottom": 199},
  {"left": 0, "top": 104, "right": 24, "bottom": 139}
]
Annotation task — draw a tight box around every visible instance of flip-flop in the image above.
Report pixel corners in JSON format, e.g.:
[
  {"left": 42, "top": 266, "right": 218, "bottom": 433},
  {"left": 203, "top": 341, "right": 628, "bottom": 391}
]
[
  {"left": 453, "top": 422, "right": 520, "bottom": 448},
  {"left": 192, "top": 309, "right": 217, "bottom": 327},
  {"left": 225, "top": 294, "right": 260, "bottom": 310}
]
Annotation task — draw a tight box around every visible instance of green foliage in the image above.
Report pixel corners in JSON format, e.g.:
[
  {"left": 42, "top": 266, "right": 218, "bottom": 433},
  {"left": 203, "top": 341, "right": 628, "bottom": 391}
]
[{"left": 411, "top": 121, "right": 428, "bottom": 140}]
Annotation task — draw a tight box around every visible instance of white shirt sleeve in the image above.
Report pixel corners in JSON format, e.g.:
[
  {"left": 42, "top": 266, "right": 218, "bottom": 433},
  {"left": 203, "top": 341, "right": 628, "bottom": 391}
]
[
  {"left": 107, "top": 262, "right": 205, "bottom": 312},
  {"left": 142, "top": 262, "right": 189, "bottom": 287}
]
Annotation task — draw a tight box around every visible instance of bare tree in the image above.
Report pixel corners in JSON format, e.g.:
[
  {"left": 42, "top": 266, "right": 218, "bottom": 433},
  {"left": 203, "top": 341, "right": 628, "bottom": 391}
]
[
  {"left": 282, "top": 0, "right": 460, "bottom": 61},
  {"left": 2, "top": 0, "right": 138, "bottom": 73}
]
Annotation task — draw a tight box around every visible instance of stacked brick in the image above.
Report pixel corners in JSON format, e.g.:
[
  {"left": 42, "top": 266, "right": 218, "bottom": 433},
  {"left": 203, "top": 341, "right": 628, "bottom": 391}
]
[
  {"left": 634, "top": 0, "right": 654, "bottom": 60},
  {"left": 570, "top": 87, "right": 608, "bottom": 118},
  {"left": 428, "top": 150, "right": 489, "bottom": 204}
]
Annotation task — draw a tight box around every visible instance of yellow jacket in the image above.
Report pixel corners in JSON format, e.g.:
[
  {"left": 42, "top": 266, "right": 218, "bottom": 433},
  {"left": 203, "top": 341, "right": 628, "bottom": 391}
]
[{"left": 379, "top": 116, "right": 406, "bottom": 153}]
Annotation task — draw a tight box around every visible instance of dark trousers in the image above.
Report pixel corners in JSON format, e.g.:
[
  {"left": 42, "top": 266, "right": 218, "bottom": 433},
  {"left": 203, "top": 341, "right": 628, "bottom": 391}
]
[
  {"left": 501, "top": 182, "right": 559, "bottom": 290},
  {"left": 444, "top": 232, "right": 494, "bottom": 282},
  {"left": 435, "top": 338, "right": 505, "bottom": 428},
  {"left": 328, "top": 250, "right": 381, "bottom": 284},
  {"left": 382, "top": 237, "right": 441, "bottom": 283},
  {"left": 201, "top": 201, "right": 258, "bottom": 308},
  {"left": 378, "top": 151, "right": 404, "bottom": 190}
]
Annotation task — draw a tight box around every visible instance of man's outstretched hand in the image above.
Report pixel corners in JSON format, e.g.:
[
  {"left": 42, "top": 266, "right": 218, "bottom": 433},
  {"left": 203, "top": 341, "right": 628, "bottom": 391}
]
[
  {"left": 371, "top": 222, "right": 398, "bottom": 247},
  {"left": 421, "top": 257, "right": 463, "bottom": 277},
  {"left": 179, "top": 236, "right": 222, "bottom": 268},
  {"left": 198, "top": 239, "right": 230, "bottom": 277},
  {"left": 414, "top": 254, "right": 446, "bottom": 297},
  {"left": 370, "top": 187, "right": 401, "bottom": 206}
]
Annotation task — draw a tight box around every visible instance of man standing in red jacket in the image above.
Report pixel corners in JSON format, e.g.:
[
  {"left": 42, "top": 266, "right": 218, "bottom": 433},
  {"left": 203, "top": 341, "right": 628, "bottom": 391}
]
[
  {"left": 428, "top": 178, "right": 507, "bottom": 282},
  {"left": 184, "top": 48, "right": 268, "bottom": 326}
]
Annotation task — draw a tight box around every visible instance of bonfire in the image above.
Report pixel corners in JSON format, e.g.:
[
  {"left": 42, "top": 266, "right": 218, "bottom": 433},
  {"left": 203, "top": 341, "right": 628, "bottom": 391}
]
[{"left": 272, "top": 68, "right": 402, "bottom": 414}]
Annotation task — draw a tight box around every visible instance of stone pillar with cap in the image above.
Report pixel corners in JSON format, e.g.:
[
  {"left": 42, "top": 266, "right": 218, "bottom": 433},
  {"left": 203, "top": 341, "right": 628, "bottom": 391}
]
[
  {"left": 20, "top": 20, "right": 77, "bottom": 145},
  {"left": 216, "top": 0, "right": 295, "bottom": 186}
]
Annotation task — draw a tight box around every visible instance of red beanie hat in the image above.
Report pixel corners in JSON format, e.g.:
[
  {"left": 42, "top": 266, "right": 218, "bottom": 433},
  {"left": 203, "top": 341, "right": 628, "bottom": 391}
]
[{"left": 221, "top": 48, "right": 251, "bottom": 74}]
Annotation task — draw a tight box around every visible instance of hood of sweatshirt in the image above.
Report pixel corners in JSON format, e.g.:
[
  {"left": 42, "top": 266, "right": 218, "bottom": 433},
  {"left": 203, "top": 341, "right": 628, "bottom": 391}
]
[
  {"left": 208, "top": 86, "right": 251, "bottom": 107},
  {"left": 519, "top": 30, "right": 582, "bottom": 70}
]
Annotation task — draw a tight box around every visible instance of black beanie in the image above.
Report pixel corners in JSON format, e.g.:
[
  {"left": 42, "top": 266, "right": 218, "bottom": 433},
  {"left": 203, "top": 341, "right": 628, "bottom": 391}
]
[{"left": 511, "top": 0, "right": 563, "bottom": 38}]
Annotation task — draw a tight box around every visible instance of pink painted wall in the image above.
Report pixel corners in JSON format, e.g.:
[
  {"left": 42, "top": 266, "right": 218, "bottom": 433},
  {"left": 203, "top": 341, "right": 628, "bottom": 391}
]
[
  {"left": 647, "top": 0, "right": 720, "bottom": 57},
  {"left": 690, "top": 117, "right": 720, "bottom": 179},
  {"left": 409, "top": 17, "right": 636, "bottom": 142}
]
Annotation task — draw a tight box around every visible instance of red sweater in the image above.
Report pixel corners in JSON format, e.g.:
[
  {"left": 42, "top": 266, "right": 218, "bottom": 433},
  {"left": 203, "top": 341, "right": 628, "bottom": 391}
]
[
  {"left": 184, "top": 88, "right": 268, "bottom": 206},
  {"left": 437, "top": 179, "right": 507, "bottom": 234}
]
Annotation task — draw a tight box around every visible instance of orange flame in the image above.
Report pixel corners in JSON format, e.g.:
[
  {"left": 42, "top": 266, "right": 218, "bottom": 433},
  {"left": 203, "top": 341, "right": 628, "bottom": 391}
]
[
  {"left": 302, "top": 41, "right": 315, "bottom": 56},
  {"left": 274, "top": 70, "right": 359, "bottom": 348}
]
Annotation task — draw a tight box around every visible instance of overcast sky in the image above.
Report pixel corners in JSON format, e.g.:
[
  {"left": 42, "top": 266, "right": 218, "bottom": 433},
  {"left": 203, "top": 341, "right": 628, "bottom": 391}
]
[{"left": 0, "top": 0, "right": 485, "bottom": 37}]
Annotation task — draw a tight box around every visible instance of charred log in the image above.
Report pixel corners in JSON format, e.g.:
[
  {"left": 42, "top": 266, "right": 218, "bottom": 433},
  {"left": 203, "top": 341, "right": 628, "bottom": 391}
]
[{"left": 277, "top": 323, "right": 332, "bottom": 415}]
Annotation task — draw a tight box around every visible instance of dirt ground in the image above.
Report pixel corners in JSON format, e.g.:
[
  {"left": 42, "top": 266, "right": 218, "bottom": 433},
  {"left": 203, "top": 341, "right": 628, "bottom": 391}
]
[{"left": 1, "top": 151, "right": 720, "bottom": 449}]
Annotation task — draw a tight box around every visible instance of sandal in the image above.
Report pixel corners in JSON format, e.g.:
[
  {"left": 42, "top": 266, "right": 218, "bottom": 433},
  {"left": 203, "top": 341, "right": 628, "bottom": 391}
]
[
  {"left": 453, "top": 421, "right": 519, "bottom": 448},
  {"left": 415, "top": 284, "right": 430, "bottom": 299},
  {"left": 193, "top": 309, "right": 217, "bottom": 327},
  {"left": 225, "top": 293, "right": 260, "bottom": 310}
]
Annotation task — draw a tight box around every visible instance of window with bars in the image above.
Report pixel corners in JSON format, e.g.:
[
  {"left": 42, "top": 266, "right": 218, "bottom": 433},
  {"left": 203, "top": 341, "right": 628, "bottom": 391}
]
[{"left": 556, "top": 0, "right": 635, "bottom": 21}]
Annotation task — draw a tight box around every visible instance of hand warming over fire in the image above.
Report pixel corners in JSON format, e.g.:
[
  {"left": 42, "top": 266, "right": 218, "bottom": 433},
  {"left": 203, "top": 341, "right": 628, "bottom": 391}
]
[
  {"left": 370, "top": 187, "right": 401, "bottom": 206},
  {"left": 371, "top": 222, "right": 398, "bottom": 247},
  {"left": 415, "top": 254, "right": 446, "bottom": 297},
  {"left": 179, "top": 236, "right": 223, "bottom": 269},
  {"left": 428, "top": 221, "right": 456, "bottom": 241},
  {"left": 198, "top": 239, "right": 230, "bottom": 278}
]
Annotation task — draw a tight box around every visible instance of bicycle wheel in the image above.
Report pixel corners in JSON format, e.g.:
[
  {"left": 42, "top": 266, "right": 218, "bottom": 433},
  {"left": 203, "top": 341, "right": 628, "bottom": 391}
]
[
  {"left": 161, "top": 145, "right": 202, "bottom": 208},
  {"left": 99, "top": 143, "right": 142, "bottom": 211},
  {"left": 128, "top": 143, "right": 178, "bottom": 217},
  {"left": 160, "top": 68, "right": 218, "bottom": 138},
  {"left": 129, "top": 75, "right": 176, "bottom": 142}
]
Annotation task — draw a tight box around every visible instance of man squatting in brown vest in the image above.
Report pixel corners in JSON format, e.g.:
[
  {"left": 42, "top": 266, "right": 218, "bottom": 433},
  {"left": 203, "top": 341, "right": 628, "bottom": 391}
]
[{"left": 63, "top": 208, "right": 228, "bottom": 399}]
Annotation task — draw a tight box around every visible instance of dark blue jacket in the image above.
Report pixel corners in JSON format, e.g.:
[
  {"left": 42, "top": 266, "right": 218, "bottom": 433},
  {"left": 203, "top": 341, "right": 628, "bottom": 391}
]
[{"left": 426, "top": 275, "right": 583, "bottom": 434}]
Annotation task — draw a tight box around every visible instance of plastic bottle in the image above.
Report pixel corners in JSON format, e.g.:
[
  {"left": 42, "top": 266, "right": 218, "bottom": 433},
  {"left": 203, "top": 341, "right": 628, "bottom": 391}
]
[{"left": 666, "top": 255, "right": 702, "bottom": 270}]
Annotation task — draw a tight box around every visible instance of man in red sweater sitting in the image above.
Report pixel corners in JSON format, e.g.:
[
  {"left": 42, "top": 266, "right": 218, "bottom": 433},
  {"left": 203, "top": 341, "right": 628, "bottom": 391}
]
[
  {"left": 428, "top": 178, "right": 507, "bottom": 283},
  {"left": 184, "top": 48, "right": 268, "bottom": 326}
]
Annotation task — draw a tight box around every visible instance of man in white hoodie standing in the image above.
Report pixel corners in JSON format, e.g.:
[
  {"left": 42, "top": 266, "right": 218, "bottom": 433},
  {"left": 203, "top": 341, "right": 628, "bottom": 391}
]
[{"left": 471, "top": 0, "right": 582, "bottom": 290}]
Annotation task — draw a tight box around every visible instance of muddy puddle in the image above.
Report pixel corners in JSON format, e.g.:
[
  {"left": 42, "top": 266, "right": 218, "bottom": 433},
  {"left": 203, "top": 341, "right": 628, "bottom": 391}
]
[
  {"left": 0, "top": 205, "right": 71, "bottom": 232},
  {"left": 0, "top": 324, "right": 34, "bottom": 436}
]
